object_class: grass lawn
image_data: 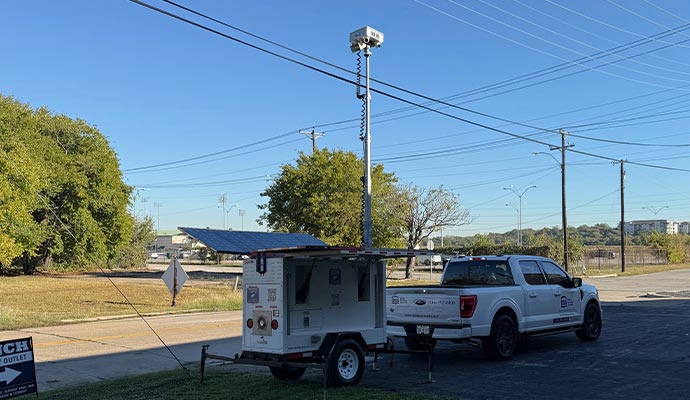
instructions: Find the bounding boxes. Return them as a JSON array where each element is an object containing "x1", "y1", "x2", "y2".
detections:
[
  {"x1": 0, "y1": 274, "x2": 242, "y2": 330},
  {"x1": 19, "y1": 368, "x2": 454, "y2": 400}
]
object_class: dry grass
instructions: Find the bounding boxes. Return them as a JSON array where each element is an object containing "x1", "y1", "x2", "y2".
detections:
[
  {"x1": 577, "y1": 263, "x2": 690, "y2": 277},
  {"x1": 0, "y1": 275, "x2": 242, "y2": 330}
]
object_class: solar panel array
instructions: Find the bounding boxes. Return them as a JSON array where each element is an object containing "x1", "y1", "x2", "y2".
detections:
[{"x1": 178, "y1": 227, "x2": 327, "y2": 254}]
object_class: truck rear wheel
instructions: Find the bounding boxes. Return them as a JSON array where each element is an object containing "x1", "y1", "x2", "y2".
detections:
[
  {"x1": 327, "y1": 339, "x2": 364, "y2": 387},
  {"x1": 482, "y1": 313, "x2": 517, "y2": 360},
  {"x1": 576, "y1": 302, "x2": 602, "y2": 342},
  {"x1": 269, "y1": 366, "x2": 306, "y2": 380}
]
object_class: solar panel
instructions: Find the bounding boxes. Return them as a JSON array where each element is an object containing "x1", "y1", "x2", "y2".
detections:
[{"x1": 178, "y1": 227, "x2": 327, "y2": 254}]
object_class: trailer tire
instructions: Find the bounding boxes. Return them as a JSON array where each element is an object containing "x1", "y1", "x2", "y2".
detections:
[
  {"x1": 482, "y1": 313, "x2": 518, "y2": 360},
  {"x1": 327, "y1": 339, "x2": 364, "y2": 387},
  {"x1": 269, "y1": 366, "x2": 306, "y2": 381},
  {"x1": 404, "y1": 337, "x2": 430, "y2": 351}
]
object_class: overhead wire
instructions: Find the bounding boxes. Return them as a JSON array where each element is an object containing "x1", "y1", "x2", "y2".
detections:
[
  {"x1": 543, "y1": 0, "x2": 690, "y2": 48},
  {"x1": 126, "y1": 0, "x2": 690, "y2": 174},
  {"x1": 416, "y1": 0, "x2": 690, "y2": 91},
  {"x1": 450, "y1": 0, "x2": 690, "y2": 82},
  {"x1": 130, "y1": 0, "x2": 690, "y2": 177}
]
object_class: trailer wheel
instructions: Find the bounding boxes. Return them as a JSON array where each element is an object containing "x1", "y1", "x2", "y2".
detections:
[
  {"x1": 269, "y1": 366, "x2": 306, "y2": 381},
  {"x1": 328, "y1": 339, "x2": 364, "y2": 387}
]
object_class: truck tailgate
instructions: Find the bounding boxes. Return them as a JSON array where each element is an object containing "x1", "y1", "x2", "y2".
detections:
[{"x1": 387, "y1": 287, "x2": 462, "y2": 325}]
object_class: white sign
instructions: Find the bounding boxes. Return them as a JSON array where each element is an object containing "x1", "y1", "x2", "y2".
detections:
[
  {"x1": 427, "y1": 240, "x2": 434, "y2": 251},
  {"x1": 161, "y1": 259, "x2": 188, "y2": 296}
]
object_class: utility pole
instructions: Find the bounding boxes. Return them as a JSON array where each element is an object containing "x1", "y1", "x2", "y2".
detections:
[
  {"x1": 299, "y1": 129, "x2": 325, "y2": 153},
  {"x1": 549, "y1": 129, "x2": 574, "y2": 272},
  {"x1": 613, "y1": 160, "x2": 626, "y2": 273},
  {"x1": 153, "y1": 202, "x2": 163, "y2": 232}
]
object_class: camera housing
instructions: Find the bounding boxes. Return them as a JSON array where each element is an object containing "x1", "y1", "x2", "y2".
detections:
[{"x1": 350, "y1": 26, "x2": 384, "y2": 52}]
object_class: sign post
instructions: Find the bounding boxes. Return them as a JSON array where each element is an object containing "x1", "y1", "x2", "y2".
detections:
[
  {"x1": 161, "y1": 258, "x2": 188, "y2": 307},
  {"x1": 0, "y1": 337, "x2": 37, "y2": 400},
  {"x1": 427, "y1": 240, "x2": 435, "y2": 279}
]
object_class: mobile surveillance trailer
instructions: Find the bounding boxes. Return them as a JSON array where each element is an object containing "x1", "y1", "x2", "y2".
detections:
[{"x1": 229, "y1": 247, "x2": 430, "y2": 387}]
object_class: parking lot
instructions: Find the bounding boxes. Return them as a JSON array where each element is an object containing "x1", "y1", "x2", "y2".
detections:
[{"x1": 351, "y1": 298, "x2": 690, "y2": 400}]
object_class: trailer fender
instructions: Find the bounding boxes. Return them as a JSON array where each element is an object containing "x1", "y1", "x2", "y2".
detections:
[{"x1": 318, "y1": 332, "x2": 366, "y2": 356}]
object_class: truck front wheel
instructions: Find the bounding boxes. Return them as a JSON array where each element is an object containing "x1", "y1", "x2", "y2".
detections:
[
  {"x1": 482, "y1": 314, "x2": 518, "y2": 360},
  {"x1": 576, "y1": 302, "x2": 602, "y2": 342},
  {"x1": 328, "y1": 339, "x2": 364, "y2": 387}
]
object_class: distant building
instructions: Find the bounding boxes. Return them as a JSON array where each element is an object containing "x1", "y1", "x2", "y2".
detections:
[
  {"x1": 625, "y1": 220, "x2": 678, "y2": 235},
  {"x1": 679, "y1": 222, "x2": 690, "y2": 235}
]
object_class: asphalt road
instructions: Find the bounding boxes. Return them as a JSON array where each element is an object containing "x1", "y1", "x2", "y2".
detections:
[{"x1": 1, "y1": 269, "x2": 689, "y2": 398}]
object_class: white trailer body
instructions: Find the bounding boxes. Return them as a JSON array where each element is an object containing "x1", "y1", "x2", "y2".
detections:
[
  {"x1": 242, "y1": 252, "x2": 386, "y2": 357},
  {"x1": 234, "y1": 247, "x2": 433, "y2": 386}
]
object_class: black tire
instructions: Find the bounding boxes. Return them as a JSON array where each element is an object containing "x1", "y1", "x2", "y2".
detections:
[
  {"x1": 404, "y1": 337, "x2": 430, "y2": 351},
  {"x1": 576, "y1": 302, "x2": 602, "y2": 342},
  {"x1": 269, "y1": 366, "x2": 306, "y2": 381},
  {"x1": 482, "y1": 313, "x2": 518, "y2": 360},
  {"x1": 327, "y1": 339, "x2": 364, "y2": 387}
]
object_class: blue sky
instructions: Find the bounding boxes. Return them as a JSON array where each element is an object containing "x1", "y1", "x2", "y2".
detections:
[{"x1": 2, "y1": 0, "x2": 690, "y2": 238}]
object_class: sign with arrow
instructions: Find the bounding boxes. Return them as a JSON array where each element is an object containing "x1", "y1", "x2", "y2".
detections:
[{"x1": 0, "y1": 337, "x2": 37, "y2": 399}]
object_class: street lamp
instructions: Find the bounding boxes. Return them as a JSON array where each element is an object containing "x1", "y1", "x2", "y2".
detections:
[
  {"x1": 642, "y1": 205, "x2": 669, "y2": 216},
  {"x1": 505, "y1": 203, "x2": 519, "y2": 246},
  {"x1": 225, "y1": 204, "x2": 237, "y2": 230},
  {"x1": 503, "y1": 185, "x2": 537, "y2": 246}
]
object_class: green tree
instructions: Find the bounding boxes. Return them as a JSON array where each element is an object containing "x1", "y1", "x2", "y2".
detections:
[
  {"x1": 647, "y1": 231, "x2": 689, "y2": 264},
  {"x1": 259, "y1": 148, "x2": 403, "y2": 247},
  {"x1": 0, "y1": 97, "x2": 50, "y2": 270},
  {"x1": 112, "y1": 216, "x2": 156, "y2": 269},
  {"x1": 0, "y1": 95, "x2": 133, "y2": 273}
]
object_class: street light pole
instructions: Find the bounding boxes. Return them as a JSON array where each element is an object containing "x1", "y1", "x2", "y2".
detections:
[
  {"x1": 642, "y1": 205, "x2": 669, "y2": 216},
  {"x1": 503, "y1": 185, "x2": 537, "y2": 246},
  {"x1": 506, "y1": 203, "x2": 519, "y2": 245}
]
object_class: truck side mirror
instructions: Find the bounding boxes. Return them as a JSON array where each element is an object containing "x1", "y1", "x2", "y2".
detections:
[{"x1": 571, "y1": 277, "x2": 582, "y2": 288}]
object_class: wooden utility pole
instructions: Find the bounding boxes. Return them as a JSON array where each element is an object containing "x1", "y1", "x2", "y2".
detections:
[
  {"x1": 614, "y1": 160, "x2": 626, "y2": 273},
  {"x1": 299, "y1": 129, "x2": 325, "y2": 153},
  {"x1": 550, "y1": 129, "x2": 573, "y2": 272}
]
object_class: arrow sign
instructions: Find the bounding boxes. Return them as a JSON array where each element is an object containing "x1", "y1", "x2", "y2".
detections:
[{"x1": 0, "y1": 369, "x2": 20, "y2": 386}]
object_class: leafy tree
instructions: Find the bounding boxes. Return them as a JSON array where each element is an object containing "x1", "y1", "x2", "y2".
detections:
[
  {"x1": 259, "y1": 148, "x2": 403, "y2": 247},
  {"x1": 0, "y1": 95, "x2": 133, "y2": 273},
  {"x1": 647, "y1": 231, "x2": 689, "y2": 264},
  {"x1": 112, "y1": 216, "x2": 156, "y2": 269},
  {"x1": 400, "y1": 185, "x2": 471, "y2": 278}
]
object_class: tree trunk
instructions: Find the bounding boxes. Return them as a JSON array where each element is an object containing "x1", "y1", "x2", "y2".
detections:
[{"x1": 404, "y1": 256, "x2": 414, "y2": 279}]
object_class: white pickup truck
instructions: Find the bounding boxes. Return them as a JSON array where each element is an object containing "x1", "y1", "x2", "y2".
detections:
[{"x1": 386, "y1": 255, "x2": 601, "y2": 359}]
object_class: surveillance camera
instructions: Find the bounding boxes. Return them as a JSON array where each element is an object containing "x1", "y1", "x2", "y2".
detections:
[{"x1": 349, "y1": 26, "x2": 384, "y2": 53}]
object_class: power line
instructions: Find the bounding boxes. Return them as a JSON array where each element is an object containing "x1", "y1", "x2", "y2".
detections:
[{"x1": 130, "y1": 0, "x2": 690, "y2": 175}]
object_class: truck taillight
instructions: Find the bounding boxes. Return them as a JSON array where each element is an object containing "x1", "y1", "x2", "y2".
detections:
[
  {"x1": 271, "y1": 319, "x2": 279, "y2": 330},
  {"x1": 460, "y1": 295, "x2": 477, "y2": 318},
  {"x1": 246, "y1": 319, "x2": 253, "y2": 328}
]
